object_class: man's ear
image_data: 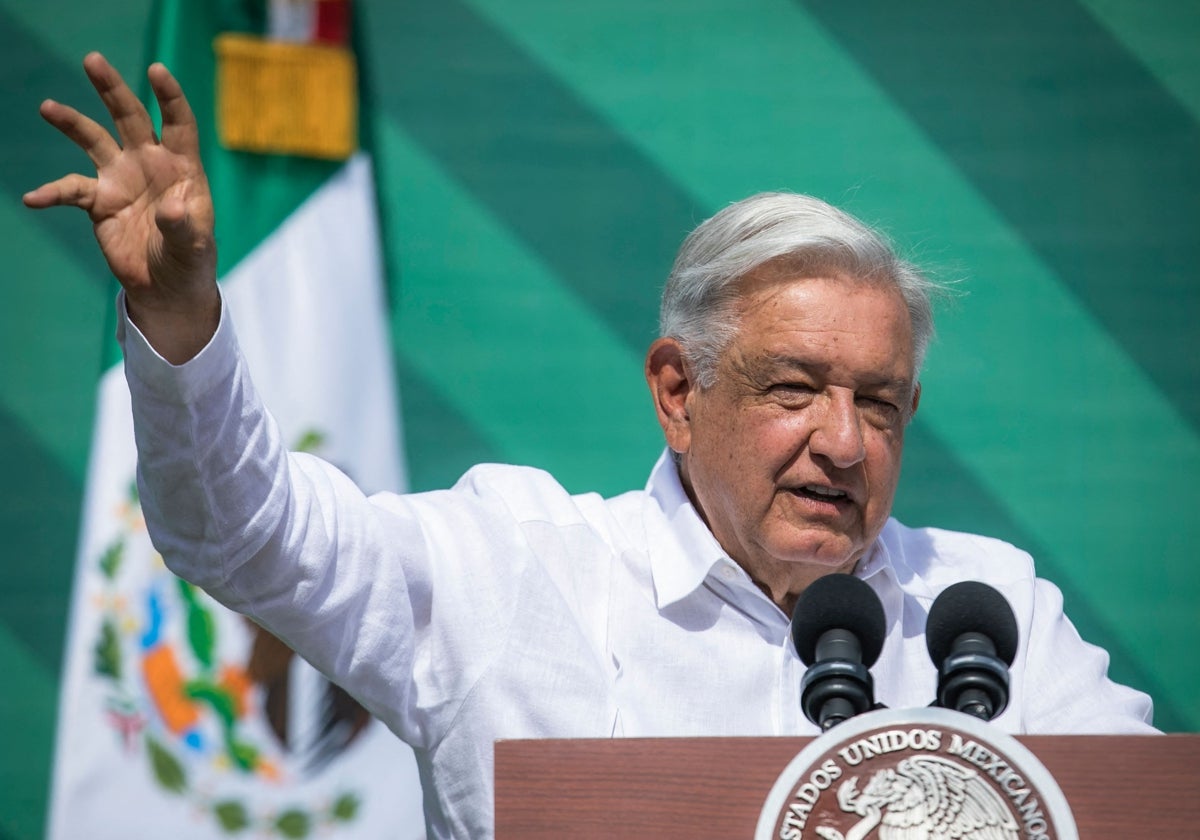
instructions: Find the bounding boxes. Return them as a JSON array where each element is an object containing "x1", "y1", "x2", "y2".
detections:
[
  {"x1": 910, "y1": 382, "x2": 922, "y2": 419},
  {"x1": 645, "y1": 337, "x2": 693, "y2": 454}
]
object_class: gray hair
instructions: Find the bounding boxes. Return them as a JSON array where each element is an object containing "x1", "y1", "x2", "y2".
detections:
[{"x1": 659, "y1": 192, "x2": 938, "y2": 388}]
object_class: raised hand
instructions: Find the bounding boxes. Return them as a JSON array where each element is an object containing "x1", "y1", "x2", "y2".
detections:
[{"x1": 24, "y1": 52, "x2": 219, "y2": 364}]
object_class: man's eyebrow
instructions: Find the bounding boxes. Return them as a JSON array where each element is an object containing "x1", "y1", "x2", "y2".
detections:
[
  {"x1": 756, "y1": 352, "x2": 828, "y2": 375},
  {"x1": 756, "y1": 352, "x2": 913, "y2": 391},
  {"x1": 858, "y1": 373, "x2": 915, "y2": 393}
]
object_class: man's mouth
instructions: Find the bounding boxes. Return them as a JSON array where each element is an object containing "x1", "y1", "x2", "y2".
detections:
[{"x1": 793, "y1": 484, "x2": 851, "y2": 503}]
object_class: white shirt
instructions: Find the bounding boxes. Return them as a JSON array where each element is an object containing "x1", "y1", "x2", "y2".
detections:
[{"x1": 120, "y1": 298, "x2": 1155, "y2": 839}]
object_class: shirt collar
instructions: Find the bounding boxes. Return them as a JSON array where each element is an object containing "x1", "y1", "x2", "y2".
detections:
[
  {"x1": 856, "y1": 534, "x2": 892, "y2": 584},
  {"x1": 645, "y1": 450, "x2": 729, "y2": 609},
  {"x1": 865, "y1": 519, "x2": 936, "y2": 602}
]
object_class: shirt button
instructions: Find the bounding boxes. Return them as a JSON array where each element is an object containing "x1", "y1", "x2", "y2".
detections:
[{"x1": 720, "y1": 565, "x2": 738, "y2": 580}]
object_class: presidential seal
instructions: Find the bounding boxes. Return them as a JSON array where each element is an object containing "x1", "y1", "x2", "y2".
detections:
[{"x1": 756, "y1": 707, "x2": 1077, "y2": 840}]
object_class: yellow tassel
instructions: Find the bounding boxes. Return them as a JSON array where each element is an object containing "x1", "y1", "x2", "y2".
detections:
[{"x1": 214, "y1": 33, "x2": 357, "y2": 160}]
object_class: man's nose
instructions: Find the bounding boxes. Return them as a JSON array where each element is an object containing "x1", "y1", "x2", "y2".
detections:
[{"x1": 809, "y1": 391, "x2": 866, "y2": 468}]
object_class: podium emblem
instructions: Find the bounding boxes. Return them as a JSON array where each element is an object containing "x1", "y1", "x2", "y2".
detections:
[{"x1": 757, "y1": 708, "x2": 1077, "y2": 840}]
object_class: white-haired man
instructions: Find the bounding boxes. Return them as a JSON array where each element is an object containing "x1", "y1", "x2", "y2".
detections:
[{"x1": 27, "y1": 55, "x2": 1154, "y2": 839}]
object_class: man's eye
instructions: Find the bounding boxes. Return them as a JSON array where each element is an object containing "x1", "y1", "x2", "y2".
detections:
[
  {"x1": 858, "y1": 396, "x2": 901, "y2": 420},
  {"x1": 767, "y1": 383, "x2": 817, "y2": 408}
]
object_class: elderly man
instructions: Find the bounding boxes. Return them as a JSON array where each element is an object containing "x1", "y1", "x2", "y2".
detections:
[{"x1": 27, "y1": 55, "x2": 1153, "y2": 838}]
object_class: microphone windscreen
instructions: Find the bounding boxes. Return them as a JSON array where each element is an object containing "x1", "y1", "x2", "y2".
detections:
[
  {"x1": 790, "y1": 574, "x2": 886, "y2": 667},
  {"x1": 925, "y1": 581, "x2": 1019, "y2": 666}
]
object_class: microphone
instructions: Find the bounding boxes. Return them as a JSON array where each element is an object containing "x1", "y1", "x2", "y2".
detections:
[
  {"x1": 791, "y1": 574, "x2": 886, "y2": 731},
  {"x1": 926, "y1": 581, "x2": 1019, "y2": 721}
]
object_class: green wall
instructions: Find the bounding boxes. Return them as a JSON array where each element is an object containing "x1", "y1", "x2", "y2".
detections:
[{"x1": 2, "y1": 1, "x2": 1197, "y2": 836}]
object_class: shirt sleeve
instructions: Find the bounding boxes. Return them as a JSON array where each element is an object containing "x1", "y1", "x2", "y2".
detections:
[
  {"x1": 1018, "y1": 576, "x2": 1157, "y2": 734},
  {"x1": 117, "y1": 291, "x2": 520, "y2": 749}
]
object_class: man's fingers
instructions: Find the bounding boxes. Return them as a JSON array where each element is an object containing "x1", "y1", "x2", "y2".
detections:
[
  {"x1": 149, "y1": 63, "x2": 201, "y2": 158},
  {"x1": 37, "y1": 98, "x2": 122, "y2": 168},
  {"x1": 83, "y1": 51, "x2": 158, "y2": 149},
  {"x1": 22, "y1": 174, "x2": 96, "y2": 211}
]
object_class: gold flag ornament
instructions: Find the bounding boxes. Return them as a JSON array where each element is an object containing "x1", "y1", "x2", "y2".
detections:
[{"x1": 215, "y1": 32, "x2": 357, "y2": 160}]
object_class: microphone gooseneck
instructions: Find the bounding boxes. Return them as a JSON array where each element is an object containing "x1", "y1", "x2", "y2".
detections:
[
  {"x1": 790, "y1": 574, "x2": 886, "y2": 731},
  {"x1": 925, "y1": 581, "x2": 1019, "y2": 721}
]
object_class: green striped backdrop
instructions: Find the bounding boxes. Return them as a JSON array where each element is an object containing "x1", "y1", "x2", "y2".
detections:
[{"x1": 2, "y1": 1, "x2": 1197, "y2": 836}]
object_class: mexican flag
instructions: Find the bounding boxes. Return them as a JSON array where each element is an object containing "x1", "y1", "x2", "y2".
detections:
[{"x1": 47, "y1": 1, "x2": 425, "y2": 836}]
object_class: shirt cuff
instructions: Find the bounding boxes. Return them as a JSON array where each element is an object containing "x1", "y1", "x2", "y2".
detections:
[{"x1": 116, "y1": 288, "x2": 239, "y2": 405}]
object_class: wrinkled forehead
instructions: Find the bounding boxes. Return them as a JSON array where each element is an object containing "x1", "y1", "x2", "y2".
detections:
[{"x1": 727, "y1": 267, "x2": 918, "y2": 374}]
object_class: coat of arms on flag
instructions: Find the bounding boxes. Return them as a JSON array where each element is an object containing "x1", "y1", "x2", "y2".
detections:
[{"x1": 87, "y1": 457, "x2": 371, "y2": 836}]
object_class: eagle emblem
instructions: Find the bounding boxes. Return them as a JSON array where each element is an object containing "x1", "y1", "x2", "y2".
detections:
[
  {"x1": 86, "y1": 449, "x2": 371, "y2": 834},
  {"x1": 815, "y1": 755, "x2": 1019, "y2": 840}
]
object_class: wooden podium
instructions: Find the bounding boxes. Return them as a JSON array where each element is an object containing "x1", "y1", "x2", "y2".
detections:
[{"x1": 496, "y1": 734, "x2": 1200, "y2": 837}]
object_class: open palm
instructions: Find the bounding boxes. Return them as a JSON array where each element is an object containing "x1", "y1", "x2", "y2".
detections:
[{"x1": 25, "y1": 52, "x2": 219, "y2": 363}]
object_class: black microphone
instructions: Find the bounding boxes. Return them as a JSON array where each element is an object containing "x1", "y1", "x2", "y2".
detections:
[
  {"x1": 926, "y1": 581, "x2": 1019, "y2": 721},
  {"x1": 791, "y1": 574, "x2": 886, "y2": 731}
]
